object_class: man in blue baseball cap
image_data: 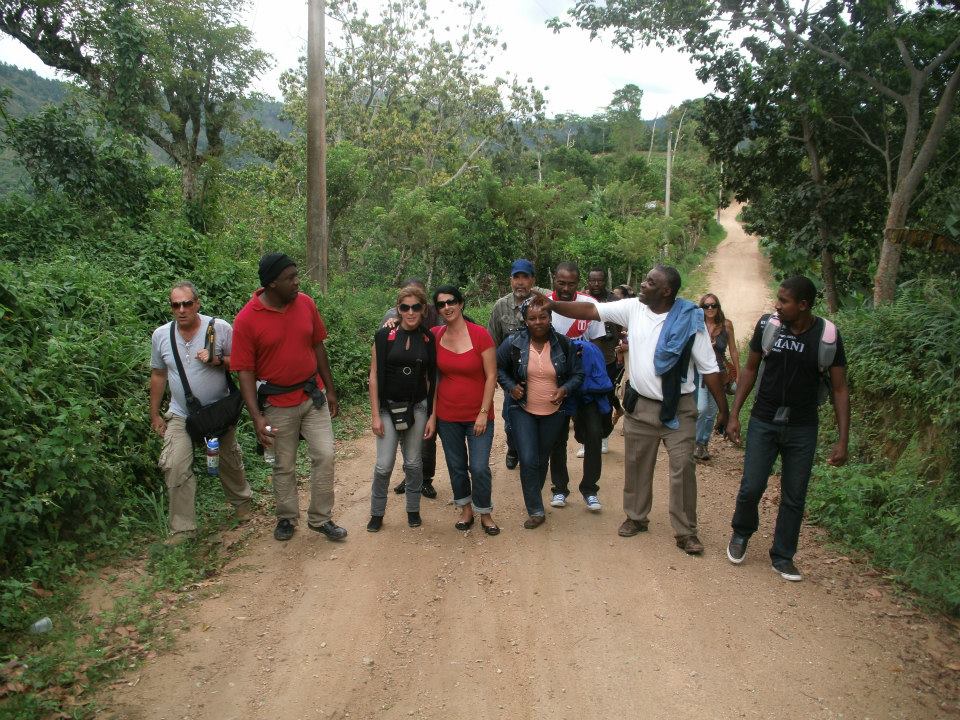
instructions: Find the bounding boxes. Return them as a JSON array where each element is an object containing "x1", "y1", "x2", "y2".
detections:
[{"x1": 488, "y1": 259, "x2": 546, "y2": 469}]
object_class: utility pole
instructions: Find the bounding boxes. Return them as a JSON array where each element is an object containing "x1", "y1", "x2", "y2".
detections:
[
  {"x1": 307, "y1": 0, "x2": 328, "y2": 292},
  {"x1": 717, "y1": 160, "x2": 723, "y2": 221},
  {"x1": 647, "y1": 116, "x2": 657, "y2": 161},
  {"x1": 664, "y1": 132, "x2": 673, "y2": 219}
]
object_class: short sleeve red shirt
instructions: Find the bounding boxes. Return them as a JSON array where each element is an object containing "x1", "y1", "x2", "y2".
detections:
[
  {"x1": 231, "y1": 290, "x2": 328, "y2": 407},
  {"x1": 432, "y1": 322, "x2": 495, "y2": 423}
]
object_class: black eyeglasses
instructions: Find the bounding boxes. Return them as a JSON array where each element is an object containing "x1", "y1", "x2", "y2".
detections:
[
  {"x1": 170, "y1": 300, "x2": 196, "y2": 309},
  {"x1": 435, "y1": 299, "x2": 459, "y2": 309},
  {"x1": 701, "y1": 303, "x2": 719, "y2": 309},
  {"x1": 399, "y1": 303, "x2": 423, "y2": 313}
]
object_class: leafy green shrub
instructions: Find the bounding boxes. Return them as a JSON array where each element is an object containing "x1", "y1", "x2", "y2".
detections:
[{"x1": 806, "y1": 278, "x2": 960, "y2": 614}]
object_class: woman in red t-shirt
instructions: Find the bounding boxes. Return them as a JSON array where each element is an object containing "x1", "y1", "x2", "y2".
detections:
[{"x1": 430, "y1": 285, "x2": 500, "y2": 536}]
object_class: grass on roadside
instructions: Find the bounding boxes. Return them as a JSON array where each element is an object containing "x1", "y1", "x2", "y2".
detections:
[{"x1": 0, "y1": 404, "x2": 369, "y2": 719}]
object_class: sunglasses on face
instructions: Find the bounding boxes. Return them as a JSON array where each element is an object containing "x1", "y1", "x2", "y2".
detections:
[
  {"x1": 170, "y1": 300, "x2": 196, "y2": 309},
  {"x1": 701, "y1": 303, "x2": 719, "y2": 309},
  {"x1": 399, "y1": 303, "x2": 423, "y2": 313},
  {"x1": 435, "y1": 299, "x2": 459, "y2": 309}
]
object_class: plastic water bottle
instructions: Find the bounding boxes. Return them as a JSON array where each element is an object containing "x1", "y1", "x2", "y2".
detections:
[
  {"x1": 206, "y1": 437, "x2": 220, "y2": 476},
  {"x1": 263, "y1": 426, "x2": 276, "y2": 465},
  {"x1": 30, "y1": 616, "x2": 52, "y2": 634}
]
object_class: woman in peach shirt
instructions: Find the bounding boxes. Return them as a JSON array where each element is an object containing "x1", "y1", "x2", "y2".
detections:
[{"x1": 496, "y1": 302, "x2": 583, "y2": 529}]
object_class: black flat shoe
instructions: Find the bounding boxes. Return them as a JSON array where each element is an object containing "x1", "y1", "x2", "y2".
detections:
[
  {"x1": 481, "y1": 522, "x2": 500, "y2": 536},
  {"x1": 454, "y1": 516, "x2": 475, "y2": 531},
  {"x1": 407, "y1": 512, "x2": 422, "y2": 528},
  {"x1": 421, "y1": 481, "x2": 438, "y2": 499},
  {"x1": 367, "y1": 516, "x2": 383, "y2": 532}
]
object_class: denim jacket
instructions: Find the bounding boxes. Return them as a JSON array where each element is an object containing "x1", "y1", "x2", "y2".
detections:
[{"x1": 496, "y1": 328, "x2": 584, "y2": 413}]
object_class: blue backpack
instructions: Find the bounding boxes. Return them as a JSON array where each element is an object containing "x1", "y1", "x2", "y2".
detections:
[{"x1": 572, "y1": 339, "x2": 613, "y2": 414}]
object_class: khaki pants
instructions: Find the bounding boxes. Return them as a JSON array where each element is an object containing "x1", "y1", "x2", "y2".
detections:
[
  {"x1": 264, "y1": 398, "x2": 335, "y2": 526},
  {"x1": 622, "y1": 393, "x2": 698, "y2": 538},
  {"x1": 159, "y1": 415, "x2": 252, "y2": 534}
]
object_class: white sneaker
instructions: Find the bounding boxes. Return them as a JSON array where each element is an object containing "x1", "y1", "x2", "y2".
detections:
[
  {"x1": 601, "y1": 438, "x2": 609, "y2": 454},
  {"x1": 576, "y1": 445, "x2": 585, "y2": 458},
  {"x1": 550, "y1": 493, "x2": 567, "y2": 508},
  {"x1": 585, "y1": 495, "x2": 602, "y2": 511}
]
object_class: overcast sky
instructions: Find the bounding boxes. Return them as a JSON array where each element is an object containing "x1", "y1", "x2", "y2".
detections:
[{"x1": 0, "y1": 0, "x2": 710, "y2": 119}]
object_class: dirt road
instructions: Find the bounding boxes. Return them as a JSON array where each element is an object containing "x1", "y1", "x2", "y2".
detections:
[{"x1": 105, "y1": 206, "x2": 959, "y2": 719}]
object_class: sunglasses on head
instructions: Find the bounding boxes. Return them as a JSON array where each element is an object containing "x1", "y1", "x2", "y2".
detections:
[
  {"x1": 399, "y1": 302, "x2": 423, "y2": 313},
  {"x1": 701, "y1": 302, "x2": 719, "y2": 309},
  {"x1": 170, "y1": 300, "x2": 196, "y2": 309},
  {"x1": 435, "y1": 298, "x2": 459, "y2": 309}
]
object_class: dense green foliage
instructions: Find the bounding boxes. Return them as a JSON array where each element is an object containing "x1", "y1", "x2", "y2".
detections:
[{"x1": 807, "y1": 280, "x2": 960, "y2": 613}]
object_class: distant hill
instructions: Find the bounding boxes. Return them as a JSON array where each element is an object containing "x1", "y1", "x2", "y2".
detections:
[
  {"x1": 0, "y1": 62, "x2": 294, "y2": 194},
  {"x1": 0, "y1": 63, "x2": 71, "y2": 193}
]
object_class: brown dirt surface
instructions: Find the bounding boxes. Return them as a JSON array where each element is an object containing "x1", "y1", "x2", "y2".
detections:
[{"x1": 101, "y1": 207, "x2": 960, "y2": 719}]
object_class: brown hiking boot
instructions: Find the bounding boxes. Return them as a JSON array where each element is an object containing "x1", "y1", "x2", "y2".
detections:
[
  {"x1": 235, "y1": 502, "x2": 254, "y2": 521},
  {"x1": 618, "y1": 518, "x2": 648, "y2": 537},
  {"x1": 677, "y1": 535, "x2": 705, "y2": 555}
]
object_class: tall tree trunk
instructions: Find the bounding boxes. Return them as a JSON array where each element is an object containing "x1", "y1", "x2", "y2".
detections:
[
  {"x1": 800, "y1": 116, "x2": 838, "y2": 312},
  {"x1": 820, "y1": 247, "x2": 839, "y2": 313},
  {"x1": 182, "y1": 162, "x2": 200, "y2": 207},
  {"x1": 426, "y1": 254, "x2": 437, "y2": 289},
  {"x1": 393, "y1": 247, "x2": 411, "y2": 286},
  {"x1": 626, "y1": 266, "x2": 632, "y2": 287},
  {"x1": 874, "y1": 197, "x2": 909, "y2": 304}
]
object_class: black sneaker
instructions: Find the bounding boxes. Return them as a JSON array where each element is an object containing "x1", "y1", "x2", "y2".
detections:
[
  {"x1": 407, "y1": 512, "x2": 422, "y2": 528},
  {"x1": 772, "y1": 560, "x2": 803, "y2": 582},
  {"x1": 727, "y1": 534, "x2": 748, "y2": 564},
  {"x1": 366, "y1": 516, "x2": 383, "y2": 532},
  {"x1": 273, "y1": 518, "x2": 295, "y2": 541},
  {"x1": 393, "y1": 480, "x2": 406, "y2": 495},
  {"x1": 421, "y1": 481, "x2": 438, "y2": 499},
  {"x1": 505, "y1": 452, "x2": 518, "y2": 470},
  {"x1": 310, "y1": 520, "x2": 348, "y2": 541}
]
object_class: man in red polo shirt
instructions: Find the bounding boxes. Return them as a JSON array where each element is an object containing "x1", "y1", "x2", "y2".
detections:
[{"x1": 232, "y1": 253, "x2": 348, "y2": 542}]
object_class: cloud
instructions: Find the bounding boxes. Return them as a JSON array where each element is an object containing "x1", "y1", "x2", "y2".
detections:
[{"x1": 0, "y1": 0, "x2": 712, "y2": 118}]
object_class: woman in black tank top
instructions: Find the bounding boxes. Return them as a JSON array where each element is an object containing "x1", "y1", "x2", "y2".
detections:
[{"x1": 695, "y1": 294, "x2": 740, "y2": 461}]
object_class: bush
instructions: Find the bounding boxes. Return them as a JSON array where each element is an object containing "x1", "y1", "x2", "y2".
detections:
[{"x1": 806, "y1": 278, "x2": 960, "y2": 614}]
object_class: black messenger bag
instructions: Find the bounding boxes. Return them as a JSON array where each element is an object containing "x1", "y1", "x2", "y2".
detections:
[{"x1": 170, "y1": 319, "x2": 244, "y2": 444}]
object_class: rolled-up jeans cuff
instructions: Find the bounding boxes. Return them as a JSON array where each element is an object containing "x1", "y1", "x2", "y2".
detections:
[
  {"x1": 454, "y1": 496, "x2": 472, "y2": 508},
  {"x1": 471, "y1": 503, "x2": 493, "y2": 514}
]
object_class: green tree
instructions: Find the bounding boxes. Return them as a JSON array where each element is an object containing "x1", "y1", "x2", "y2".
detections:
[
  {"x1": 607, "y1": 83, "x2": 646, "y2": 154},
  {"x1": 0, "y1": 94, "x2": 156, "y2": 218},
  {"x1": 0, "y1": 0, "x2": 270, "y2": 211},
  {"x1": 553, "y1": 0, "x2": 960, "y2": 303}
]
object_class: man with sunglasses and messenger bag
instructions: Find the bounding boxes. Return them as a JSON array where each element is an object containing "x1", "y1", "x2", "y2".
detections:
[
  {"x1": 232, "y1": 253, "x2": 348, "y2": 543},
  {"x1": 150, "y1": 281, "x2": 253, "y2": 545}
]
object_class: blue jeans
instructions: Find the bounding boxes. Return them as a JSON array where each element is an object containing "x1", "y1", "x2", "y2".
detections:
[
  {"x1": 437, "y1": 419, "x2": 494, "y2": 513},
  {"x1": 502, "y1": 395, "x2": 517, "y2": 458},
  {"x1": 371, "y1": 399, "x2": 428, "y2": 516},
  {"x1": 696, "y1": 382, "x2": 719, "y2": 446},
  {"x1": 731, "y1": 417, "x2": 819, "y2": 564},
  {"x1": 509, "y1": 406, "x2": 568, "y2": 516}
]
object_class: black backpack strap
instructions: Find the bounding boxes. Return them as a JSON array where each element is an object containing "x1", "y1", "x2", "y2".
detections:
[{"x1": 169, "y1": 321, "x2": 202, "y2": 414}]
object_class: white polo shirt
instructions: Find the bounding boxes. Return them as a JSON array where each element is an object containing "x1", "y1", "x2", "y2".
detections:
[
  {"x1": 549, "y1": 291, "x2": 605, "y2": 341},
  {"x1": 597, "y1": 299, "x2": 718, "y2": 399}
]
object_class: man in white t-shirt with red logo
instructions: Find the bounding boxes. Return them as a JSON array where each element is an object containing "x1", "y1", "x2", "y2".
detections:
[{"x1": 547, "y1": 262, "x2": 607, "y2": 512}]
